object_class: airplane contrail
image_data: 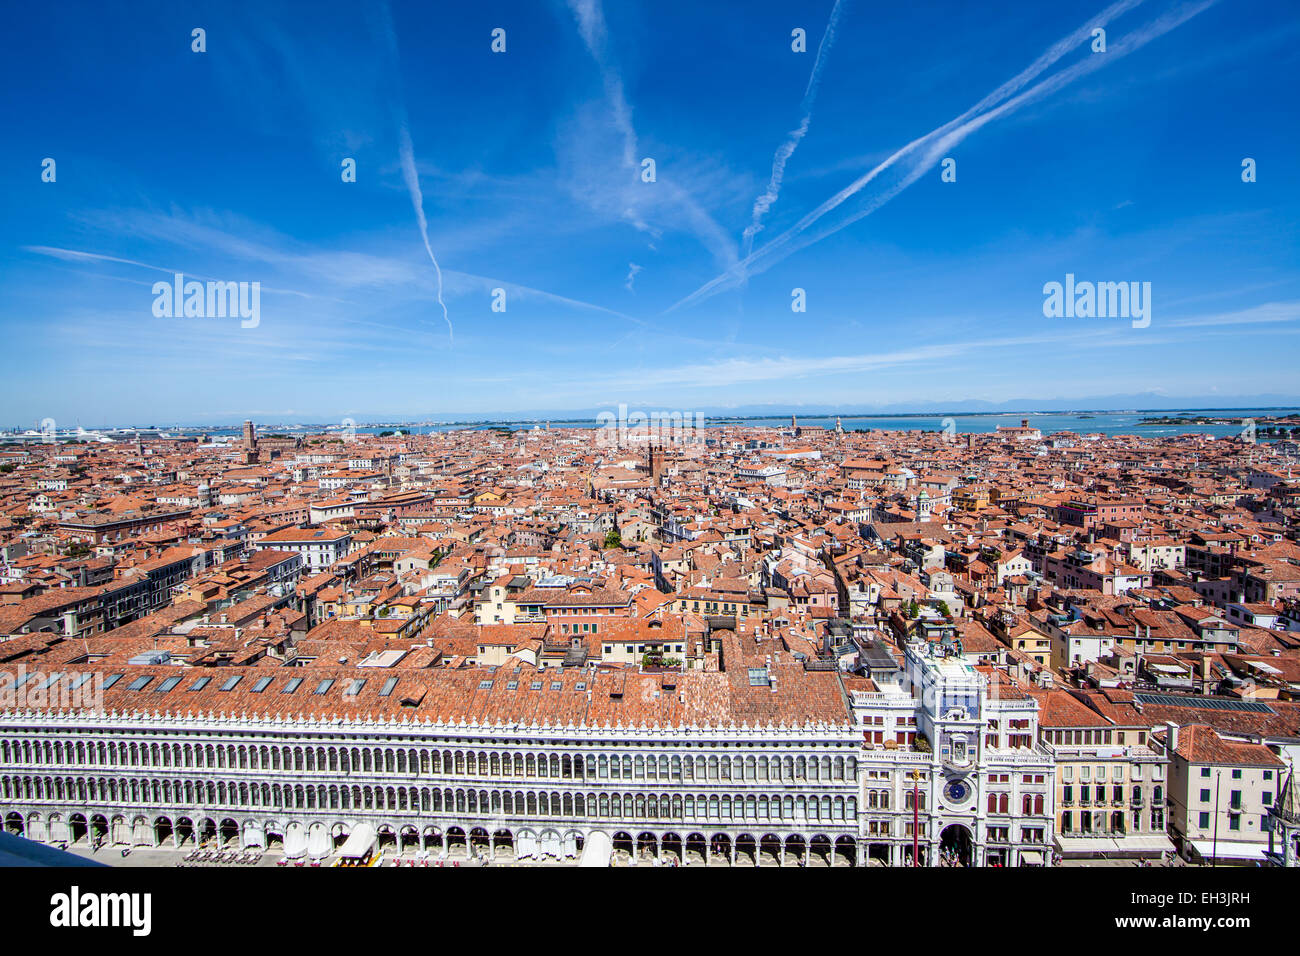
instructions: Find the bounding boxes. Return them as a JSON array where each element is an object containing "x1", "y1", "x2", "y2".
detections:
[
  {"x1": 668, "y1": 0, "x2": 1213, "y2": 314},
  {"x1": 23, "y1": 245, "x2": 321, "y2": 299},
  {"x1": 379, "y1": 3, "x2": 453, "y2": 343},
  {"x1": 396, "y1": 124, "x2": 452, "y2": 343},
  {"x1": 567, "y1": 0, "x2": 740, "y2": 271},
  {"x1": 742, "y1": 0, "x2": 851, "y2": 261},
  {"x1": 567, "y1": 0, "x2": 637, "y2": 169}
]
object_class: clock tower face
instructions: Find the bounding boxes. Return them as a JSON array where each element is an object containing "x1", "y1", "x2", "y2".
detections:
[{"x1": 944, "y1": 778, "x2": 971, "y2": 804}]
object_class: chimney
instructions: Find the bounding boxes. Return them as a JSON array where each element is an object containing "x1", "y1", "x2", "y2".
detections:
[{"x1": 1166, "y1": 721, "x2": 1180, "y2": 755}]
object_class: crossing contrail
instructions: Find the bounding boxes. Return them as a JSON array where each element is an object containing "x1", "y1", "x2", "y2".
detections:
[
  {"x1": 567, "y1": 0, "x2": 740, "y2": 272},
  {"x1": 669, "y1": 0, "x2": 1215, "y2": 315}
]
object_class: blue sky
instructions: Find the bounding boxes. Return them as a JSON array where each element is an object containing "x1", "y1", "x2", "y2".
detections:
[{"x1": 2, "y1": 0, "x2": 1298, "y2": 426}]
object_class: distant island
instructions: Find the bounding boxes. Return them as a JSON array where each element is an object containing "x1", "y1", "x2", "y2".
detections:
[
  {"x1": 1138, "y1": 415, "x2": 1238, "y2": 426},
  {"x1": 1138, "y1": 413, "x2": 1300, "y2": 432}
]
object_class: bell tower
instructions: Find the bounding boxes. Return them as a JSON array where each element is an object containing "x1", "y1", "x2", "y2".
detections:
[{"x1": 242, "y1": 419, "x2": 259, "y2": 464}]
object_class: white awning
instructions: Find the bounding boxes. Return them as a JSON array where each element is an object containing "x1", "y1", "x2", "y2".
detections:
[
  {"x1": 307, "y1": 826, "x2": 331, "y2": 858},
  {"x1": 1019, "y1": 850, "x2": 1045, "y2": 865},
  {"x1": 338, "y1": 823, "x2": 376, "y2": 860},
  {"x1": 1055, "y1": 834, "x2": 1173, "y2": 855},
  {"x1": 1188, "y1": 838, "x2": 1268, "y2": 861},
  {"x1": 1113, "y1": 834, "x2": 1175, "y2": 853},
  {"x1": 1054, "y1": 836, "x2": 1096, "y2": 853},
  {"x1": 283, "y1": 827, "x2": 307, "y2": 859},
  {"x1": 579, "y1": 831, "x2": 612, "y2": 868}
]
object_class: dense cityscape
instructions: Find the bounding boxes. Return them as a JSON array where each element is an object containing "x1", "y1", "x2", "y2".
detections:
[
  {"x1": 1, "y1": 0, "x2": 1295, "y2": 938},
  {"x1": 3, "y1": 415, "x2": 1300, "y2": 868}
]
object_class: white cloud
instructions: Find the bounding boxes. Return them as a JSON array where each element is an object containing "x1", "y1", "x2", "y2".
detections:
[{"x1": 625, "y1": 262, "x2": 643, "y2": 292}]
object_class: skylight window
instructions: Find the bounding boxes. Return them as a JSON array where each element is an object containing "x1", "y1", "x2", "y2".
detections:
[
  {"x1": 345, "y1": 679, "x2": 366, "y2": 696},
  {"x1": 313, "y1": 679, "x2": 335, "y2": 695},
  {"x1": 157, "y1": 676, "x2": 182, "y2": 693},
  {"x1": 219, "y1": 675, "x2": 242, "y2": 691},
  {"x1": 283, "y1": 677, "x2": 304, "y2": 694},
  {"x1": 252, "y1": 677, "x2": 273, "y2": 693},
  {"x1": 379, "y1": 677, "x2": 398, "y2": 697},
  {"x1": 188, "y1": 676, "x2": 210, "y2": 691},
  {"x1": 127, "y1": 676, "x2": 153, "y2": 691}
]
